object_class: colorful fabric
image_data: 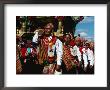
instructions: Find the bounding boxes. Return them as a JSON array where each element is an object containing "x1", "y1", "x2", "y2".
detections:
[
  {"x1": 27, "y1": 48, "x2": 32, "y2": 54},
  {"x1": 38, "y1": 38, "x2": 48, "y2": 64},
  {"x1": 63, "y1": 45, "x2": 76, "y2": 71},
  {"x1": 16, "y1": 59, "x2": 22, "y2": 74},
  {"x1": 16, "y1": 51, "x2": 22, "y2": 74},
  {"x1": 21, "y1": 47, "x2": 27, "y2": 57},
  {"x1": 43, "y1": 64, "x2": 56, "y2": 74},
  {"x1": 35, "y1": 35, "x2": 63, "y2": 66},
  {"x1": 38, "y1": 36, "x2": 57, "y2": 64},
  {"x1": 69, "y1": 40, "x2": 75, "y2": 47},
  {"x1": 79, "y1": 47, "x2": 83, "y2": 55}
]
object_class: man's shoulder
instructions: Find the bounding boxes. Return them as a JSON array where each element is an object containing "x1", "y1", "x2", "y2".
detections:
[{"x1": 56, "y1": 38, "x2": 62, "y2": 43}]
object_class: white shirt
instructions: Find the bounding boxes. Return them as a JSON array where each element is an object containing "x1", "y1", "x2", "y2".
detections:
[
  {"x1": 71, "y1": 45, "x2": 81, "y2": 61},
  {"x1": 87, "y1": 48, "x2": 94, "y2": 66},
  {"x1": 82, "y1": 48, "x2": 94, "y2": 66},
  {"x1": 32, "y1": 32, "x2": 38, "y2": 43},
  {"x1": 55, "y1": 39, "x2": 63, "y2": 65},
  {"x1": 71, "y1": 45, "x2": 77, "y2": 56},
  {"x1": 77, "y1": 47, "x2": 81, "y2": 62},
  {"x1": 82, "y1": 48, "x2": 88, "y2": 67}
]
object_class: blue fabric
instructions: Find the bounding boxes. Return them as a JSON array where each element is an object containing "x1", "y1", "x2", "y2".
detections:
[{"x1": 27, "y1": 48, "x2": 31, "y2": 53}]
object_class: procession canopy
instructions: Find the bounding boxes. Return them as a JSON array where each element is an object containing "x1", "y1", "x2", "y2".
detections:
[{"x1": 16, "y1": 16, "x2": 84, "y2": 39}]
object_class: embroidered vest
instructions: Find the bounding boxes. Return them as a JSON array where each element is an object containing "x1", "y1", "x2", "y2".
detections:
[
  {"x1": 38, "y1": 36, "x2": 57, "y2": 65},
  {"x1": 63, "y1": 45, "x2": 75, "y2": 71}
]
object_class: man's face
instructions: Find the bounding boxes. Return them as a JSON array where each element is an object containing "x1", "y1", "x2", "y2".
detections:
[
  {"x1": 64, "y1": 34, "x2": 71, "y2": 43},
  {"x1": 44, "y1": 23, "x2": 53, "y2": 35},
  {"x1": 85, "y1": 43, "x2": 89, "y2": 49}
]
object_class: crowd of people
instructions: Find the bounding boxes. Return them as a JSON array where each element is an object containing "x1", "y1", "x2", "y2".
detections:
[{"x1": 16, "y1": 21, "x2": 94, "y2": 74}]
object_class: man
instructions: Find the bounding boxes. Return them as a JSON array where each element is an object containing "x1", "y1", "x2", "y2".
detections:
[
  {"x1": 86, "y1": 42, "x2": 94, "y2": 74},
  {"x1": 69, "y1": 36, "x2": 83, "y2": 74},
  {"x1": 82, "y1": 42, "x2": 94, "y2": 73},
  {"x1": 62, "y1": 33, "x2": 78, "y2": 74},
  {"x1": 32, "y1": 22, "x2": 63, "y2": 74},
  {"x1": 72, "y1": 38, "x2": 82, "y2": 64}
]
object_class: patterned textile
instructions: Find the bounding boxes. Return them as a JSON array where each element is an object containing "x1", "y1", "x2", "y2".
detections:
[
  {"x1": 62, "y1": 45, "x2": 76, "y2": 71},
  {"x1": 38, "y1": 37, "x2": 48, "y2": 64},
  {"x1": 38, "y1": 36, "x2": 57, "y2": 64},
  {"x1": 16, "y1": 50, "x2": 22, "y2": 74},
  {"x1": 16, "y1": 59, "x2": 22, "y2": 74},
  {"x1": 43, "y1": 64, "x2": 56, "y2": 74}
]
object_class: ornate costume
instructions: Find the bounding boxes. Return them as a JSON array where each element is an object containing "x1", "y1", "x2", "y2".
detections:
[
  {"x1": 62, "y1": 44, "x2": 78, "y2": 71},
  {"x1": 33, "y1": 31, "x2": 63, "y2": 74},
  {"x1": 16, "y1": 47, "x2": 22, "y2": 74}
]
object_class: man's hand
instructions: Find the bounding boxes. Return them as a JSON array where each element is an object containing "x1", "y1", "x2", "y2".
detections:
[{"x1": 38, "y1": 29, "x2": 44, "y2": 36}]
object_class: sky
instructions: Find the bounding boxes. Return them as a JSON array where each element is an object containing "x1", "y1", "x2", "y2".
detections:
[{"x1": 75, "y1": 16, "x2": 94, "y2": 41}]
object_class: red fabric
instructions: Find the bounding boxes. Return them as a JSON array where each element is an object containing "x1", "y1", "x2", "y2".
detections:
[
  {"x1": 79, "y1": 47, "x2": 83, "y2": 54},
  {"x1": 63, "y1": 45, "x2": 75, "y2": 71},
  {"x1": 21, "y1": 48, "x2": 27, "y2": 57},
  {"x1": 76, "y1": 37, "x2": 81, "y2": 43},
  {"x1": 69, "y1": 40, "x2": 75, "y2": 47},
  {"x1": 51, "y1": 36, "x2": 57, "y2": 44}
]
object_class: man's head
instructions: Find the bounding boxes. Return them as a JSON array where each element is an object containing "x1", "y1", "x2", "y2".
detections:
[
  {"x1": 64, "y1": 33, "x2": 71, "y2": 44},
  {"x1": 44, "y1": 23, "x2": 54, "y2": 36},
  {"x1": 85, "y1": 42, "x2": 90, "y2": 49}
]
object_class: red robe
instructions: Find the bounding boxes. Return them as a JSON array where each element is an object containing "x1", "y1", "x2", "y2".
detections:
[{"x1": 63, "y1": 45, "x2": 75, "y2": 71}]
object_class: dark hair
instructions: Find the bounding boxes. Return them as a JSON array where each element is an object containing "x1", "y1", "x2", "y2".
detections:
[
  {"x1": 21, "y1": 44, "x2": 25, "y2": 48},
  {"x1": 86, "y1": 43, "x2": 90, "y2": 47},
  {"x1": 78, "y1": 34, "x2": 80, "y2": 37}
]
